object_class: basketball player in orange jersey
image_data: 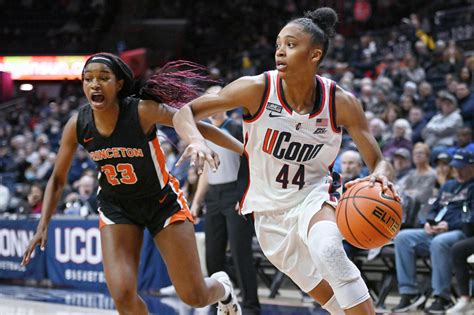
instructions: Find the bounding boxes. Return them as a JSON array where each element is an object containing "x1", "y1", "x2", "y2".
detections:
[
  {"x1": 174, "y1": 7, "x2": 399, "y2": 315},
  {"x1": 21, "y1": 53, "x2": 244, "y2": 315}
]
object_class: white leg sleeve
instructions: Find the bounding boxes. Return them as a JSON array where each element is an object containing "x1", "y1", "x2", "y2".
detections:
[
  {"x1": 308, "y1": 221, "x2": 370, "y2": 309},
  {"x1": 322, "y1": 295, "x2": 345, "y2": 315}
]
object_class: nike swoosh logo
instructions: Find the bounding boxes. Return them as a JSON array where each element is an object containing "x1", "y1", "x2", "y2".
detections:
[
  {"x1": 269, "y1": 112, "x2": 284, "y2": 118},
  {"x1": 84, "y1": 137, "x2": 94, "y2": 143},
  {"x1": 159, "y1": 193, "x2": 169, "y2": 203}
]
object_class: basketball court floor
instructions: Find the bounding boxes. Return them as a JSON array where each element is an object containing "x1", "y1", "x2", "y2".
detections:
[{"x1": 0, "y1": 283, "x2": 450, "y2": 315}]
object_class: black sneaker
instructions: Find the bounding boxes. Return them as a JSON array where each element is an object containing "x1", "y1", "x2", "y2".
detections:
[
  {"x1": 425, "y1": 296, "x2": 453, "y2": 314},
  {"x1": 392, "y1": 294, "x2": 426, "y2": 312}
]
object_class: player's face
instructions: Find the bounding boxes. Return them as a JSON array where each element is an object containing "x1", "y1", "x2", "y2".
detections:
[
  {"x1": 82, "y1": 63, "x2": 124, "y2": 111},
  {"x1": 275, "y1": 23, "x2": 321, "y2": 78}
]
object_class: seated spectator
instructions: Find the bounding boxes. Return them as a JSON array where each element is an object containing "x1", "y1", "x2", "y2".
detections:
[
  {"x1": 372, "y1": 87, "x2": 390, "y2": 116},
  {"x1": 369, "y1": 117, "x2": 386, "y2": 148},
  {"x1": 381, "y1": 103, "x2": 402, "y2": 141},
  {"x1": 399, "y1": 94, "x2": 417, "y2": 119},
  {"x1": 26, "y1": 182, "x2": 44, "y2": 215},
  {"x1": 400, "y1": 54, "x2": 425, "y2": 84},
  {"x1": 446, "y1": 150, "x2": 474, "y2": 314},
  {"x1": 447, "y1": 235, "x2": 474, "y2": 313},
  {"x1": 447, "y1": 125, "x2": 474, "y2": 156},
  {"x1": 408, "y1": 106, "x2": 427, "y2": 144},
  {"x1": 359, "y1": 78, "x2": 379, "y2": 113},
  {"x1": 422, "y1": 91, "x2": 463, "y2": 150},
  {"x1": 63, "y1": 174, "x2": 98, "y2": 216},
  {"x1": 340, "y1": 150, "x2": 365, "y2": 185},
  {"x1": 67, "y1": 147, "x2": 95, "y2": 184},
  {"x1": 401, "y1": 81, "x2": 418, "y2": 102},
  {"x1": 392, "y1": 147, "x2": 413, "y2": 180},
  {"x1": 433, "y1": 151, "x2": 455, "y2": 193},
  {"x1": 455, "y1": 81, "x2": 474, "y2": 129},
  {"x1": 418, "y1": 81, "x2": 436, "y2": 120},
  {"x1": 0, "y1": 140, "x2": 16, "y2": 188},
  {"x1": 458, "y1": 66, "x2": 473, "y2": 89},
  {"x1": 397, "y1": 143, "x2": 436, "y2": 205},
  {"x1": 392, "y1": 149, "x2": 474, "y2": 313},
  {"x1": 382, "y1": 118, "x2": 413, "y2": 159}
]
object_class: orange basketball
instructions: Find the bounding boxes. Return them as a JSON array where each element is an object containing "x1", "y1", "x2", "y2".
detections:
[{"x1": 335, "y1": 181, "x2": 402, "y2": 250}]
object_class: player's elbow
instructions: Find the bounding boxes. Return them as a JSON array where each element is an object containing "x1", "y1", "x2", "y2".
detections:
[{"x1": 172, "y1": 107, "x2": 183, "y2": 127}]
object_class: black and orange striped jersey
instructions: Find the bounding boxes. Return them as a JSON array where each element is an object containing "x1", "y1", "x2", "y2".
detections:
[{"x1": 76, "y1": 97, "x2": 178, "y2": 200}]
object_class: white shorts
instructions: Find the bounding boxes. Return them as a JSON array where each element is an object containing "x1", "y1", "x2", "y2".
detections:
[{"x1": 253, "y1": 191, "x2": 337, "y2": 292}]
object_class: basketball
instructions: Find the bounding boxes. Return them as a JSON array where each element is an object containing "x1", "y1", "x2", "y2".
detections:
[{"x1": 336, "y1": 181, "x2": 402, "y2": 250}]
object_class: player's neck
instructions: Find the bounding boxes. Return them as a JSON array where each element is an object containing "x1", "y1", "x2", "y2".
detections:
[
  {"x1": 93, "y1": 105, "x2": 120, "y2": 137},
  {"x1": 281, "y1": 77, "x2": 316, "y2": 113}
]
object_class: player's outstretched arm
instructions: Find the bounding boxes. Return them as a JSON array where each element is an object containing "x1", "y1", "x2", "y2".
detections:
[
  {"x1": 336, "y1": 86, "x2": 398, "y2": 199},
  {"x1": 22, "y1": 114, "x2": 79, "y2": 266},
  {"x1": 138, "y1": 100, "x2": 243, "y2": 172},
  {"x1": 173, "y1": 75, "x2": 265, "y2": 173}
]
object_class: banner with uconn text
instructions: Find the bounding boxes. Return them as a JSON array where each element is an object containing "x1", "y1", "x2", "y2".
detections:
[
  {"x1": 0, "y1": 219, "x2": 46, "y2": 279},
  {"x1": 46, "y1": 219, "x2": 172, "y2": 292},
  {"x1": 46, "y1": 219, "x2": 108, "y2": 292},
  {"x1": 1, "y1": 218, "x2": 202, "y2": 292}
]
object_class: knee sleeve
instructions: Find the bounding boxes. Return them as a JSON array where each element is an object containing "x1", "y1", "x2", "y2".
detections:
[
  {"x1": 308, "y1": 221, "x2": 370, "y2": 309},
  {"x1": 322, "y1": 295, "x2": 345, "y2": 315}
]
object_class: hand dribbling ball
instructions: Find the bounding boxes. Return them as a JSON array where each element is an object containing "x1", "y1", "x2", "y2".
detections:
[{"x1": 336, "y1": 181, "x2": 402, "y2": 249}]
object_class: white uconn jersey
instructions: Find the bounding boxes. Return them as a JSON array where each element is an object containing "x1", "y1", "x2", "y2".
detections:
[{"x1": 241, "y1": 71, "x2": 342, "y2": 214}]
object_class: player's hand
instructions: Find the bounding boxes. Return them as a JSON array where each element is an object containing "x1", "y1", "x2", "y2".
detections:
[
  {"x1": 21, "y1": 225, "x2": 48, "y2": 266},
  {"x1": 345, "y1": 174, "x2": 400, "y2": 201},
  {"x1": 190, "y1": 202, "x2": 201, "y2": 224},
  {"x1": 175, "y1": 141, "x2": 220, "y2": 175}
]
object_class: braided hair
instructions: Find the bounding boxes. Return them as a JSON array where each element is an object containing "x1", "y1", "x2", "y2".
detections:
[
  {"x1": 83, "y1": 53, "x2": 213, "y2": 107},
  {"x1": 140, "y1": 60, "x2": 214, "y2": 108}
]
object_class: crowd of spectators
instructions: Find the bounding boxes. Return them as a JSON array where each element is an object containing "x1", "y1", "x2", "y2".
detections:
[
  {"x1": 0, "y1": 0, "x2": 119, "y2": 54},
  {"x1": 0, "y1": 2, "x2": 474, "y2": 313}
]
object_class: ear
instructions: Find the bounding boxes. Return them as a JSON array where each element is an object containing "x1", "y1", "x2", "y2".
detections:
[
  {"x1": 116, "y1": 79, "x2": 124, "y2": 92},
  {"x1": 311, "y1": 49, "x2": 323, "y2": 63}
]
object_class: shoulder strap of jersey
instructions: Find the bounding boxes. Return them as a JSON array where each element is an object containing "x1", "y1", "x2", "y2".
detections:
[
  {"x1": 76, "y1": 104, "x2": 92, "y2": 147},
  {"x1": 243, "y1": 72, "x2": 271, "y2": 123}
]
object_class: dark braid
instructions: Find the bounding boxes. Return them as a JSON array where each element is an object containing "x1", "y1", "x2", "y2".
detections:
[
  {"x1": 289, "y1": 7, "x2": 338, "y2": 64},
  {"x1": 139, "y1": 61, "x2": 215, "y2": 108}
]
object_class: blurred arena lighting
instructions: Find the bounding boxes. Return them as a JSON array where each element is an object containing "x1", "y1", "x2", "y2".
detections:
[{"x1": 19, "y1": 83, "x2": 34, "y2": 91}]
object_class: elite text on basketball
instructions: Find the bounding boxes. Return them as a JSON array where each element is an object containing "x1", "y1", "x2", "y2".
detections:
[{"x1": 372, "y1": 206, "x2": 400, "y2": 235}]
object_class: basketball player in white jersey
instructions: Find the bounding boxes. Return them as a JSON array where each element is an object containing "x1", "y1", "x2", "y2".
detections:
[{"x1": 174, "y1": 7, "x2": 398, "y2": 315}]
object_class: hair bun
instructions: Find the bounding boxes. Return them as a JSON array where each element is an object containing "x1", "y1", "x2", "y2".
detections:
[{"x1": 305, "y1": 7, "x2": 338, "y2": 37}]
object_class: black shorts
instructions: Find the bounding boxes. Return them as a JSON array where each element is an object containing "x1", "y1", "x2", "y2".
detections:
[{"x1": 97, "y1": 181, "x2": 193, "y2": 236}]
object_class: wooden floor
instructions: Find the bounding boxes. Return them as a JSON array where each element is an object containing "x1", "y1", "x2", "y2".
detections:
[{"x1": 0, "y1": 284, "x2": 465, "y2": 315}]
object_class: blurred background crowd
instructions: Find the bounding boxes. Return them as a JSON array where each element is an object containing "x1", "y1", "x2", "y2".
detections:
[{"x1": 1, "y1": 0, "x2": 473, "y2": 219}]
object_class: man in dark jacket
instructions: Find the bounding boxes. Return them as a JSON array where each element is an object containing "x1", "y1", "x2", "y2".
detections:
[{"x1": 392, "y1": 149, "x2": 474, "y2": 313}]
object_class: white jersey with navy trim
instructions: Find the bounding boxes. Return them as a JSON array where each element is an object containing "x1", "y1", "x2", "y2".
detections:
[{"x1": 240, "y1": 70, "x2": 342, "y2": 214}]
